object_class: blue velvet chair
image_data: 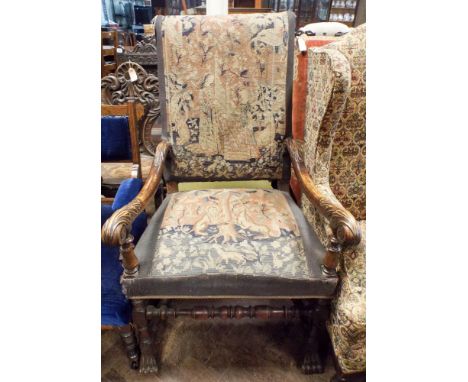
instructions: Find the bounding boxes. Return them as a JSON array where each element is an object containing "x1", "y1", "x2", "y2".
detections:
[
  {"x1": 101, "y1": 177, "x2": 147, "y2": 369},
  {"x1": 101, "y1": 101, "x2": 143, "y2": 190}
]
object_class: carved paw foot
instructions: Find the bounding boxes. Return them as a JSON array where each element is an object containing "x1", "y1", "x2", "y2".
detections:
[
  {"x1": 301, "y1": 351, "x2": 324, "y2": 374},
  {"x1": 129, "y1": 353, "x2": 139, "y2": 370},
  {"x1": 139, "y1": 353, "x2": 158, "y2": 374}
]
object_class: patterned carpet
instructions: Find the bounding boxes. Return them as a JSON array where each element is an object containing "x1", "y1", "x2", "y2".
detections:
[{"x1": 102, "y1": 315, "x2": 336, "y2": 382}]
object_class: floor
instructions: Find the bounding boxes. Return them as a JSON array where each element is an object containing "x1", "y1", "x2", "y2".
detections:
[{"x1": 102, "y1": 317, "x2": 336, "y2": 382}]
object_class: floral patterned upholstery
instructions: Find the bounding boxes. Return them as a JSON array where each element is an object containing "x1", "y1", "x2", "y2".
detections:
[
  {"x1": 127, "y1": 188, "x2": 338, "y2": 298},
  {"x1": 328, "y1": 221, "x2": 366, "y2": 374},
  {"x1": 156, "y1": 12, "x2": 295, "y2": 181},
  {"x1": 153, "y1": 189, "x2": 307, "y2": 279},
  {"x1": 301, "y1": 25, "x2": 366, "y2": 374}
]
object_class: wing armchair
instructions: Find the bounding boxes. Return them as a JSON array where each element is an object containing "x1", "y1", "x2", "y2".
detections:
[
  {"x1": 298, "y1": 25, "x2": 366, "y2": 381},
  {"x1": 101, "y1": 12, "x2": 361, "y2": 376}
]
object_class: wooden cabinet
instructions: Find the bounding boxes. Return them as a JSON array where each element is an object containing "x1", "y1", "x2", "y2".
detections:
[{"x1": 328, "y1": 0, "x2": 360, "y2": 27}]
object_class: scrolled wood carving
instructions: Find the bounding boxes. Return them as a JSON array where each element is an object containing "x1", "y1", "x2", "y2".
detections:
[
  {"x1": 101, "y1": 61, "x2": 160, "y2": 154},
  {"x1": 116, "y1": 39, "x2": 158, "y2": 76},
  {"x1": 286, "y1": 138, "x2": 361, "y2": 247},
  {"x1": 101, "y1": 141, "x2": 171, "y2": 248},
  {"x1": 141, "y1": 35, "x2": 156, "y2": 46},
  {"x1": 101, "y1": 61, "x2": 159, "y2": 106},
  {"x1": 131, "y1": 40, "x2": 157, "y2": 54}
]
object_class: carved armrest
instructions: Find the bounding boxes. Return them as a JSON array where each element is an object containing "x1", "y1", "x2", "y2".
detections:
[
  {"x1": 286, "y1": 138, "x2": 361, "y2": 249},
  {"x1": 101, "y1": 141, "x2": 170, "y2": 247}
]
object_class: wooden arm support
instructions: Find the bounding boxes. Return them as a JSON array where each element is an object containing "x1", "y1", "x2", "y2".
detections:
[
  {"x1": 286, "y1": 138, "x2": 361, "y2": 271},
  {"x1": 101, "y1": 140, "x2": 170, "y2": 248}
]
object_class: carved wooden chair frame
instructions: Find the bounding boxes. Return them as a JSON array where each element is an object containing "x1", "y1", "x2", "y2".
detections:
[
  {"x1": 101, "y1": 13, "x2": 361, "y2": 380},
  {"x1": 116, "y1": 38, "x2": 158, "y2": 76},
  {"x1": 101, "y1": 139, "x2": 361, "y2": 375}
]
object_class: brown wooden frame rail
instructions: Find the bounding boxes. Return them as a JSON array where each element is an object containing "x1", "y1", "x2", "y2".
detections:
[
  {"x1": 146, "y1": 304, "x2": 315, "y2": 320},
  {"x1": 285, "y1": 138, "x2": 361, "y2": 273}
]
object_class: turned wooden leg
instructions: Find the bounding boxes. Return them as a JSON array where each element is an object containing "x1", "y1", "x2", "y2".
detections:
[
  {"x1": 132, "y1": 300, "x2": 158, "y2": 374},
  {"x1": 117, "y1": 325, "x2": 139, "y2": 370}
]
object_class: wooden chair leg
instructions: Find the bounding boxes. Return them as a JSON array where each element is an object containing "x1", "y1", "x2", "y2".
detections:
[
  {"x1": 116, "y1": 324, "x2": 139, "y2": 370},
  {"x1": 301, "y1": 322, "x2": 325, "y2": 374},
  {"x1": 132, "y1": 299, "x2": 158, "y2": 374},
  {"x1": 296, "y1": 300, "x2": 328, "y2": 374}
]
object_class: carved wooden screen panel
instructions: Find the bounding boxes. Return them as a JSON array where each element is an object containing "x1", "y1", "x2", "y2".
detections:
[
  {"x1": 101, "y1": 61, "x2": 161, "y2": 154},
  {"x1": 117, "y1": 38, "x2": 158, "y2": 76}
]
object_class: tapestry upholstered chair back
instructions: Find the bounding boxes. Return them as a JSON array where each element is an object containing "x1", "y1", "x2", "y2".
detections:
[
  {"x1": 302, "y1": 24, "x2": 366, "y2": 245},
  {"x1": 155, "y1": 12, "x2": 295, "y2": 181}
]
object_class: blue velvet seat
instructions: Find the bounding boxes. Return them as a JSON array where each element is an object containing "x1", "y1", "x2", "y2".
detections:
[{"x1": 101, "y1": 178, "x2": 147, "y2": 327}]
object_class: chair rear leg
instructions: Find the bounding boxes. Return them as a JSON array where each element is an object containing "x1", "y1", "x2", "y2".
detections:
[
  {"x1": 132, "y1": 299, "x2": 158, "y2": 374},
  {"x1": 117, "y1": 324, "x2": 139, "y2": 369}
]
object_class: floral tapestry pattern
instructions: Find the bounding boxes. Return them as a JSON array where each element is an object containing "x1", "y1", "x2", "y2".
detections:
[
  {"x1": 301, "y1": 25, "x2": 366, "y2": 374},
  {"x1": 328, "y1": 221, "x2": 366, "y2": 374},
  {"x1": 158, "y1": 13, "x2": 292, "y2": 180},
  {"x1": 150, "y1": 189, "x2": 312, "y2": 280}
]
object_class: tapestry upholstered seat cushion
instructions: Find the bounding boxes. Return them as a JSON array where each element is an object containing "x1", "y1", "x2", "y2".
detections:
[{"x1": 124, "y1": 189, "x2": 338, "y2": 298}]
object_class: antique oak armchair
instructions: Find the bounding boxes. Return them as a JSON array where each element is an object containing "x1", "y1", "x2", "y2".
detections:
[
  {"x1": 102, "y1": 12, "x2": 361, "y2": 376},
  {"x1": 299, "y1": 25, "x2": 366, "y2": 382}
]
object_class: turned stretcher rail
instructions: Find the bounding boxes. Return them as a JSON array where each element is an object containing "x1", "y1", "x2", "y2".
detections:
[{"x1": 146, "y1": 304, "x2": 315, "y2": 320}]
